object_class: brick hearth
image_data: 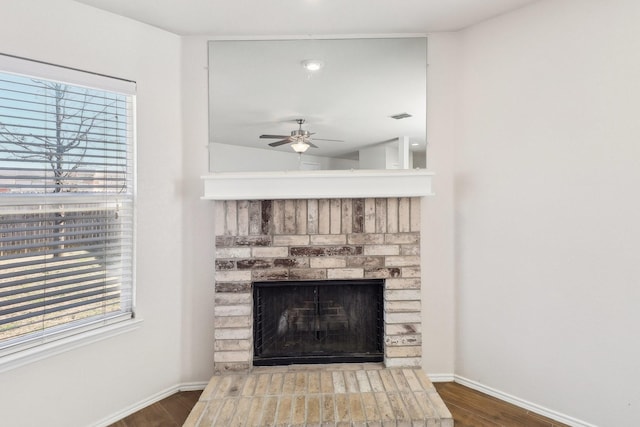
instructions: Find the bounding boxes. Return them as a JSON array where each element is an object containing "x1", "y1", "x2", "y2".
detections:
[
  {"x1": 184, "y1": 364, "x2": 453, "y2": 427},
  {"x1": 214, "y1": 198, "x2": 423, "y2": 373}
]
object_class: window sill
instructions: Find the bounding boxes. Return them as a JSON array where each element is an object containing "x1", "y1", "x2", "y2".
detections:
[{"x1": 0, "y1": 318, "x2": 143, "y2": 374}]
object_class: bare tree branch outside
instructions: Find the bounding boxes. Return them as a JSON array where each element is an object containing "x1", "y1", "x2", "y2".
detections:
[
  {"x1": 1, "y1": 81, "x2": 119, "y2": 255},
  {"x1": 1, "y1": 80, "x2": 117, "y2": 193}
]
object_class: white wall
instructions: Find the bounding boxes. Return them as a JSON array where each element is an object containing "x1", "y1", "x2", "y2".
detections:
[
  {"x1": 455, "y1": 0, "x2": 640, "y2": 425},
  {"x1": 0, "y1": 1, "x2": 184, "y2": 426},
  {"x1": 421, "y1": 33, "x2": 458, "y2": 376},
  {"x1": 358, "y1": 144, "x2": 388, "y2": 169},
  {"x1": 358, "y1": 141, "x2": 402, "y2": 169},
  {"x1": 179, "y1": 35, "x2": 217, "y2": 385}
]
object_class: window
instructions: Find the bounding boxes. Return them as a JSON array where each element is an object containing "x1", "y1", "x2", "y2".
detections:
[{"x1": 0, "y1": 54, "x2": 135, "y2": 357}]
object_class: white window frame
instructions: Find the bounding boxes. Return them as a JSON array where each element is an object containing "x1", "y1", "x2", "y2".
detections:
[{"x1": 0, "y1": 54, "x2": 139, "y2": 372}]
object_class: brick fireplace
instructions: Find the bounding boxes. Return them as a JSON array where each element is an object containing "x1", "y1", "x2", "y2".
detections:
[{"x1": 214, "y1": 197, "x2": 422, "y2": 373}]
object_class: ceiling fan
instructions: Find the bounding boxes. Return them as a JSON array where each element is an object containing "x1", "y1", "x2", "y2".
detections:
[{"x1": 259, "y1": 119, "x2": 342, "y2": 153}]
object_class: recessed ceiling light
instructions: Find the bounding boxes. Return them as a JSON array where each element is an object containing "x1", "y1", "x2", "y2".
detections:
[{"x1": 301, "y1": 59, "x2": 324, "y2": 72}]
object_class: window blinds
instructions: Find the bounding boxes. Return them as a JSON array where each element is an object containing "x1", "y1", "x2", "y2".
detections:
[{"x1": 0, "y1": 54, "x2": 135, "y2": 354}]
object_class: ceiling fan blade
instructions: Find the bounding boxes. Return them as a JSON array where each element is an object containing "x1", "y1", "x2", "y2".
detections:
[
  {"x1": 307, "y1": 141, "x2": 319, "y2": 148},
  {"x1": 311, "y1": 138, "x2": 344, "y2": 142},
  {"x1": 268, "y1": 139, "x2": 291, "y2": 147},
  {"x1": 260, "y1": 134, "x2": 290, "y2": 139}
]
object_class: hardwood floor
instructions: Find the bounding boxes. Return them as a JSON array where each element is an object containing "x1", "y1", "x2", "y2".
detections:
[
  {"x1": 109, "y1": 383, "x2": 568, "y2": 427},
  {"x1": 434, "y1": 382, "x2": 569, "y2": 427},
  {"x1": 108, "y1": 391, "x2": 201, "y2": 427}
]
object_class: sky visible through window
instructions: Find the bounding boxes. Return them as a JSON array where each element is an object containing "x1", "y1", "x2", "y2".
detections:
[{"x1": 0, "y1": 71, "x2": 130, "y2": 195}]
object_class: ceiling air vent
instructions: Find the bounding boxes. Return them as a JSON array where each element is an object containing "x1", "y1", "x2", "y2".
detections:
[{"x1": 390, "y1": 112, "x2": 412, "y2": 120}]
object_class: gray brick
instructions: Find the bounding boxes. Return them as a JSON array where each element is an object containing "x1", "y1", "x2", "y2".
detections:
[
  {"x1": 214, "y1": 304, "x2": 252, "y2": 316},
  {"x1": 214, "y1": 328, "x2": 252, "y2": 340},
  {"x1": 400, "y1": 267, "x2": 421, "y2": 277},
  {"x1": 364, "y1": 245, "x2": 400, "y2": 256},
  {"x1": 386, "y1": 289, "x2": 421, "y2": 301},
  {"x1": 290, "y1": 269, "x2": 328, "y2": 280},
  {"x1": 310, "y1": 257, "x2": 347, "y2": 268},
  {"x1": 386, "y1": 300, "x2": 421, "y2": 312},
  {"x1": 387, "y1": 198, "x2": 398, "y2": 233},
  {"x1": 386, "y1": 278, "x2": 421, "y2": 290},
  {"x1": 290, "y1": 246, "x2": 362, "y2": 257},
  {"x1": 249, "y1": 200, "x2": 262, "y2": 235},
  {"x1": 346, "y1": 256, "x2": 384, "y2": 269},
  {"x1": 327, "y1": 268, "x2": 364, "y2": 280},
  {"x1": 215, "y1": 282, "x2": 251, "y2": 293},
  {"x1": 347, "y1": 233, "x2": 384, "y2": 245},
  {"x1": 237, "y1": 200, "x2": 249, "y2": 236},
  {"x1": 214, "y1": 316, "x2": 251, "y2": 328},
  {"x1": 252, "y1": 246, "x2": 289, "y2": 258},
  {"x1": 214, "y1": 339, "x2": 252, "y2": 351},
  {"x1": 398, "y1": 198, "x2": 411, "y2": 232},
  {"x1": 213, "y1": 362, "x2": 251, "y2": 374},
  {"x1": 375, "y1": 198, "x2": 387, "y2": 233},
  {"x1": 235, "y1": 235, "x2": 272, "y2": 246},
  {"x1": 307, "y1": 199, "x2": 319, "y2": 234},
  {"x1": 216, "y1": 270, "x2": 252, "y2": 282},
  {"x1": 216, "y1": 235, "x2": 235, "y2": 247},
  {"x1": 214, "y1": 350, "x2": 252, "y2": 363},
  {"x1": 236, "y1": 259, "x2": 273, "y2": 269},
  {"x1": 364, "y1": 268, "x2": 401, "y2": 279},
  {"x1": 215, "y1": 293, "x2": 252, "y2": 305},
  {"x1": 310, "y1": 234, "x2": 347, "y2": 245},
  {"x1": 385, "y1": 358, "x2": 421, "y2": 368},
  {"x1": 386, "y1": 312, "x2": 422, "y2": 324},
  {"x1": 274, "y1": 258, "x2": 309, "y2": 268},
  {"x1": 384, "y1": 334, "x2": 422, "y2": 346},
  {"x1": 385, "y1": 256, "x2": 420, "y2": 267},
  {"x1": 385, "y1": 232, "x2": 420, "y2": 245},
  {"x1": 400, "y1": 245, "x2": 420, "y2": 256},
  {"x1": 318, "y1": 199, "x2": 331, "y2": 234},
  {"x1": 364, "y1": 198, "x2": 376, "y2": 233},
  {"x1": 215, "y1": 260, "x2": 235, "y2": 270},
  {"x1": 216, "y1": 247, "x2": 251, "y2": 259},
  {"x1": 386, "y1": 324, "x2": 421, "y2": 335},
  {"x1": 252, "y1": 268, "x2": 289, "y2": 281},
  {"x1": 273, "y1": 235, "x2": 310, "y2": 246},
  {"x1": 296, "y1": 200, "x2": 308, "y2": 235}
]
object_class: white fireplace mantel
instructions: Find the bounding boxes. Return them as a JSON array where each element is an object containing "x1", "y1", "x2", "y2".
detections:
[{"x1": 201, "y1": 169, "x2": 434, "y2": 200}]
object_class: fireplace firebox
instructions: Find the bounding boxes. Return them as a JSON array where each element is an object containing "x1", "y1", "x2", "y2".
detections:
[{"x1": 253, "y1": 279, "x2": 384, "y2": 366}]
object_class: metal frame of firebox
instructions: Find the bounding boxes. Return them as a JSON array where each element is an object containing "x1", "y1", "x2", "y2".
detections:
[{"x1": 253, "y1": 279, "x2": 384, "y2": 366}]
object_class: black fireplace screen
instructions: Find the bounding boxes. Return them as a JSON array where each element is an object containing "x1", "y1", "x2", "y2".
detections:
[{"x1": 253, "y1": 279, "x2": 384, "y2": 365}]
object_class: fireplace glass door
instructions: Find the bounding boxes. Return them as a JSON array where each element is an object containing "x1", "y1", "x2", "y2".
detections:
[{"x1": 253, "y1": 279, "x2": 384, "y2": 365}]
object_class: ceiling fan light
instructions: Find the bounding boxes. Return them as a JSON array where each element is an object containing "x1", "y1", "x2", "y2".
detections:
[
  {"x1": 291, "y1": 142, "x2": 310, "y2": 153},
  {"x1": 301, "y1": 59, "x2": 324, "y2": 72}
]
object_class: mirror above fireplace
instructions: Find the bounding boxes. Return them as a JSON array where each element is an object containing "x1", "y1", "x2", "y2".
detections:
[{"x1": 208, "y1": 36, "x2": 427, "y2": 172}]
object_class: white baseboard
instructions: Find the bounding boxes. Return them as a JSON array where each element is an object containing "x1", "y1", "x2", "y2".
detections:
[
  {"x1": 453, "y1": 375, "x2": 597, "y2": 427},
  {"x1": 178, "y1": 381, "x2": 210, "y2": 392},
  {"x1": 92, "y1": 381, "x2": 208, "y2": 427},
  {"x1": 427, "y1": 373, "x2": 455, "y2": 382}
]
